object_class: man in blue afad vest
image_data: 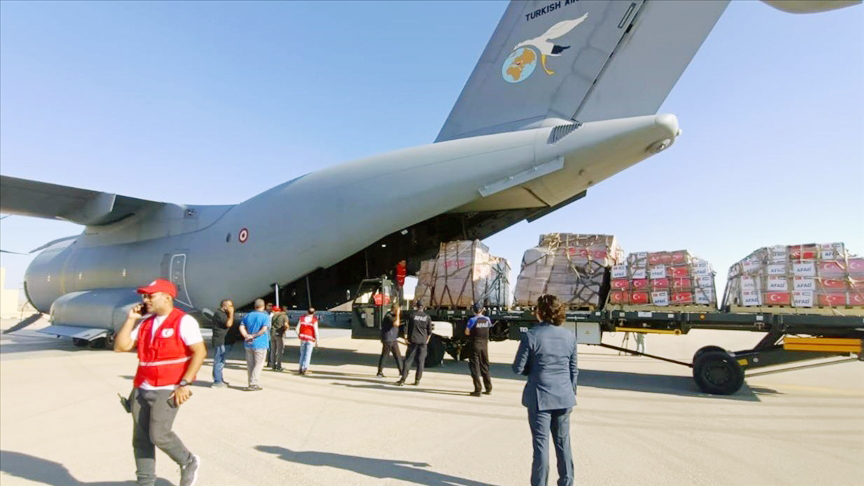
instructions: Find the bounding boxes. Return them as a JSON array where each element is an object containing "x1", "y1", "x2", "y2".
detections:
[{"x1": 466, "y1": 303, "x2": 493, "y2": 397}]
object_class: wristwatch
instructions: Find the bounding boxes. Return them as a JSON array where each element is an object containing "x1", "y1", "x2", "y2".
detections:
[{"x1": 178, "y1": 380, "x2": 189, "y2": 387}]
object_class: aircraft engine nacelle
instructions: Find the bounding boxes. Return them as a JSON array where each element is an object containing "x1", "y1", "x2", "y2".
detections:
[{"x1": 50, "y1": 288, "x2": 140, "y2": 334}]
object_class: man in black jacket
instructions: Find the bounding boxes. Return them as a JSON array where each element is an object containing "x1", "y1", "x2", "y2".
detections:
[
  {"x1": 377, "y1": 303, "x2": 403, "y2": 378},
  {"x1": 396, "y1": 302, "x2": 432, "y2": 386}
]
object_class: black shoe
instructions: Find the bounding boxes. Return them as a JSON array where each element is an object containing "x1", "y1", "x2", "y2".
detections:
[
  {"x1": 376, "y1": 372, "x2": 385, "y2": 378},
  {"x1": 483, "y1": 390, "x2": 492, "y2": 395},
  {"x1": 395, "y1": 380, "x2": 405, "y2": 386},
  {"x1": 412, "y1": 381, "x2": 420, "y2": 386},
  {"x1": 470, "y1": 391, "x2": 482, "y2": 397}
]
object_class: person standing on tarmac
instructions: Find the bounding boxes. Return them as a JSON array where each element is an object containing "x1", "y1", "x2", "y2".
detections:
[
  {"x1": 396, "y1": 301, "x2": 432, "y2": 386},
  {"x1": 296, "y1": 308, "x2": 319, "y2": 375},
  {"x1": 268, "y1": 306, "x2": 288, "y2": 372},
  {"x1": 466, "y1": 303, "x2": 493, "y2": 397},
  {"x1": 240, "y1": 299, "x2": 270, "y2": 391},
  {"x1": 512, "y1": 294, "x2": 578, "y2": 486},
  {"x1": 211, "y1": 299, "x2": 234, "y2": 388},
  {"x1": 377, "y1": 303, "x2": 403, "y2": 378}
]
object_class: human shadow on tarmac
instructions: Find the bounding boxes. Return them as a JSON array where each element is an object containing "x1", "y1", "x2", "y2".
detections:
[
  {"x1": 287, "y1": 347, "x2": 768, "y2": 400},
  {"x1": 0, "y1": 450, "x2": 172, "y2": 485},
  {"x1": 256, "y1": 445, "x2": 497, "y2": 486}
]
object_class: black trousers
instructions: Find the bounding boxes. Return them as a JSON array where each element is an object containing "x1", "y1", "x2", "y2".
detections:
[
  {"x1": 469, "y1": 343, "x2": 492, "y2": 392},
  {"x1": 378, "y1": 341, "x2": 404, "y2": 374},
  {"x1": 401, "y1": 343, "x2": 427, "y2": 383}
]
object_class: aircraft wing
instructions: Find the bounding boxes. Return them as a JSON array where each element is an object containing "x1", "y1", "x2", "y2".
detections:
[
  {"x1": 436, "y1": 0, "x2": 730, "y2": 142},
  {"x1": 0, "y1": 175, "x2": 164, "y2": 226}
]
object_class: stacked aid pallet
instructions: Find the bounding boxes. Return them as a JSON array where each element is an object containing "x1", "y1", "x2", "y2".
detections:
[
  {"x1": 413, "y1": 240, "x2": 511, "y2": 308},
  {"x1": 723, "y1": 243, "x2": 864, "y2": 309},
  {"x1": 513, "y1": 233, "x2": 623, "y2": 308},
  {"x1": 608, "y1": 250, "x2": 717, "y2": 307}
]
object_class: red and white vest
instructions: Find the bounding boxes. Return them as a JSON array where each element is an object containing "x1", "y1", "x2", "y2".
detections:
[
  {"x1": 298, "y1": 315, "x2": 318, "y2": 342},
  {"x1": 133, "y1": 308, "x2": 194, "y2": 388}
]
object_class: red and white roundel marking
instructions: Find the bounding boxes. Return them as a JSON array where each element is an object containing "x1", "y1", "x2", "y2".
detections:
[{"x1": 239, "y1": 228, "x2": 249, "y2": 243}]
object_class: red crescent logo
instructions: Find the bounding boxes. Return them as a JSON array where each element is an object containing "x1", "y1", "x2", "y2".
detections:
[{"x1": 239, "y1": 228, "x2": 249, "y2": 243}]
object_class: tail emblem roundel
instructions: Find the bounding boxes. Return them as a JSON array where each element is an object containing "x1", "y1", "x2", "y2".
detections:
[{"x1": 502, "y1": 13, "x2": 588, "y2": 83}]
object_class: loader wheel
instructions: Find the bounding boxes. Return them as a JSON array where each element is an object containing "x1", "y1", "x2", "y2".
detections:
[
  {"x1": 693, "y1": 350, "x2": 744, "y2": 395},
  {"x1": 693, "y1": 345, "x2": 726, "y2": 362},
  {"x1": 425, "y1": 334, "x2": 446, "y2": 368}
]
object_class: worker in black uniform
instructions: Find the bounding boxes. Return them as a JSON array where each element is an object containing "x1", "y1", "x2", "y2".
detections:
[
  {"x1": 377, "y1": 303, "x2": 403, "y2": 378},
  {"x1": 396, "y1": 301, "x2": 432, "y2": 386},
  {"x1": 466, "y1": 303, "x2": 493, "y2": 397}
]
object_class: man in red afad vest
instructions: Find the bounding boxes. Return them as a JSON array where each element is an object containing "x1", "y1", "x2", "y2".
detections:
[
  {"x1": 296, "y1": 307, "x2": 319, "y2": 375},
  {"x1": 115, "y1": 279, "x2": 207, "y2": 486}
]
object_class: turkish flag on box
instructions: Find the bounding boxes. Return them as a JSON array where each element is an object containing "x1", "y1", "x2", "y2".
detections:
[
  {"x1": 764, "y1": 292, "x2": 791, "y2": 305},
  {"x1": 818, "y1": 261, "x2": 846, "y2": 277},
  {"x1": 671, "y1": 292, "x2": 693, "y2": 305},
  {"x1": 611, "y1": 279, "x2": 629, "y2": 290},
  {"x1": 568, "y1": 247, "x2": 589, "y2": 258},
  {"x1": 818, "y1": 293, "x2": 847, "y2": 307},
  {"x1": 849, "y1": 279, "x2": 864, "y2": 291},
  {"x1": 652, "y1": 278, "x2": 669, "y2": 290},
  {"x1": 648, "y1": 252, "x2": 669, "y2": 265},
  {"x1": 630, "y1": 292, "x2": 649, "y2": 304},
  {"x1": 670, "y1": 251, "x2": 688, "y2": 264},
  {"x1": 848, "y1": 258, "x2": 864, "y2": 276},
  {"x1": 590, "y1": 249, "x2": 609, "y2": 261},
  {"x1": 609, "y1": 291, "x2": 629, "y2": 304},
  {"x1": 669, "y1": 266, "x2": 690, "y2": 278},
  {"x1": 672, "y1": 278, "x2": 692, "y2": 290},
  {"x1": 819, "y1": 278, "x2": 847, "y2": 290},
  {"x1": 789, "y1": 245, "x2": 818, "y2": 259},
  {"x1": 632, "y1": 279, "x2": 649, "y2": 290},
  {"x1": 849, "y1": 292, "x2": 864, "y2": 307}
]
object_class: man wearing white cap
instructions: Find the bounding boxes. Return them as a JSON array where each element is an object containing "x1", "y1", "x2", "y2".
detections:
[{"x1": 115, "y1": 278, "x2": 206, "y2": 486}]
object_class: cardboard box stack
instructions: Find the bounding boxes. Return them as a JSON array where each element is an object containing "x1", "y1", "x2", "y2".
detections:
[
  {"x1": 413, "y1": 240, "x2": 510, "y2": 308},
  {"x1": 513, "y1": 234, "x2": 623, "y2": 308},
  {"x1": 723, "y1": 243, "x2": 864, "y2": 309},
  {"x1": 607, "y1": 250, "x2": 717, "y2": 307}
]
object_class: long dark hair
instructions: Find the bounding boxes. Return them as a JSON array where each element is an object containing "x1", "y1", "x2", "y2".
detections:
[{"x1": 536, "y1": 294, "x2": 566, "y2": 326}]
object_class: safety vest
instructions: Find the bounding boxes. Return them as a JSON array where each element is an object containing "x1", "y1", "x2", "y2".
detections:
[
  {"x1": 372, "y1": 293, "x2": 391, "y2": 306},
  {"x1": 298, "y1": 315, "x2": 318, "y2": 342},
  {"x1": 133, "y1": 308, "x2": 193, "y2": 388}
]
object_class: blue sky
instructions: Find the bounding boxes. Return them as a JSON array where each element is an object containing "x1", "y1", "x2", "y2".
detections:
[{"x1": 1, "y1": 1, "x2": 862, "y2": 304}]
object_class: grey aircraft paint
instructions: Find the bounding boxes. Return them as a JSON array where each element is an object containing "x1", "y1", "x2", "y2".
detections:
[{"x1": 1, "y1": 0, "x2": 859, "y2": 339}]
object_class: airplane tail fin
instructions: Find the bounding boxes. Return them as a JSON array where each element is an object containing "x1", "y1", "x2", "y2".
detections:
[{"x1": 435, "y1": 0, "x2": 730, "y2": 142}]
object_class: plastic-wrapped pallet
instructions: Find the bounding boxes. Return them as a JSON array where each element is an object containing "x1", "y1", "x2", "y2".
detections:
[
  {"x1": 514, "y1": 233, "x2": 622, "y2": 308},
  {"x1": 724, "y1": 243, "x2": 864, "y2": 310},
  {"x1": 413, "y1": 259, "x2": 435, "y2": 307},
  {"x1": 419, "y1": 240, "x2": 511, "y2": 308},
  {"x1": 607, "y1": 250, "x2": 717, "y2": 308}
]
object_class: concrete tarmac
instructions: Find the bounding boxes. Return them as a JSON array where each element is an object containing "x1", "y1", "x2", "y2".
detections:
[{"x1": 1, "y1": 316, "x2": 862, "y2": 485}]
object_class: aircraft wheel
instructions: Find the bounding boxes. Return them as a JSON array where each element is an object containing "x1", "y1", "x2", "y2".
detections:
[
  {"x1": 693, "y1": 350, "x2": 744, "y2": 395},
  {"x1": 693, "y1": 345, "x2": 726, "y2": 363},
  {"x1": 425, "y1": 334, "x2": 446, "y2": 368},
  {"x1": 72, "y1": 338, "x2": 89, "y2": 348}
]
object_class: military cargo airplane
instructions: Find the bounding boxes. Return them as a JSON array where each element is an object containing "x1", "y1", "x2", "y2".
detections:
[{"x1": 1, "y1": 0, "x2": 860, "y2": 345}]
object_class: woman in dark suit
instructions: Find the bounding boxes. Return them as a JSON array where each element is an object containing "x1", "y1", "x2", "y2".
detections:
[{"x1": 512, "y1": 294, "x2": 578, "y2": 486}]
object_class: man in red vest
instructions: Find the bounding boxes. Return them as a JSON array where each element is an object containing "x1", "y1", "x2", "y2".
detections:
[
  {"x1": 296, "y1": 307, "x2": 319, "y2": 375},
  {"x1": 115, "y1": 279, "x2": 207, "y2": 486}
]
